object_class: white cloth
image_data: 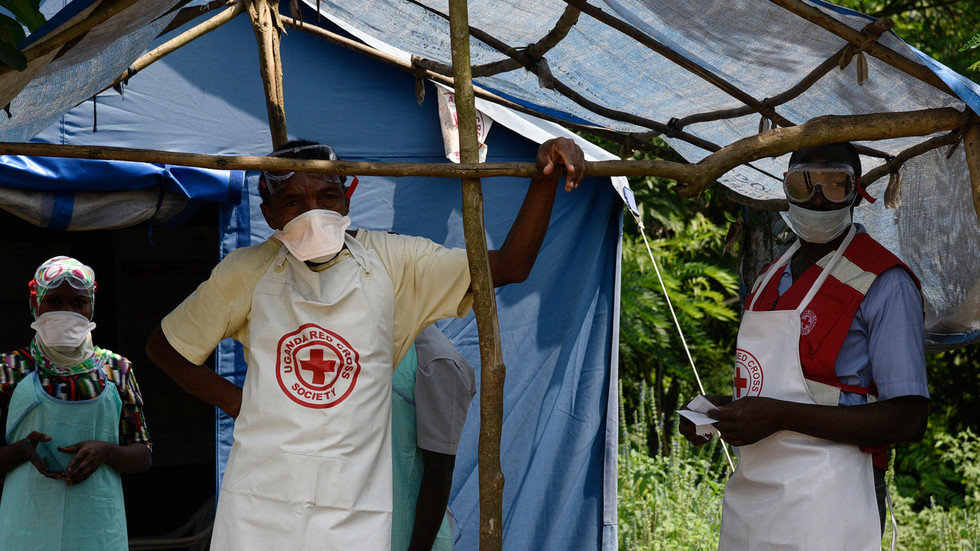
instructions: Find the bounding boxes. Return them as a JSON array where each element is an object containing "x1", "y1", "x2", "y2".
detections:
[
  {"x1": 210, "y1": 234, "x2": 395, "y2": 550},
  {"x1": 719, "y1": 226, "x2": 881, "y2": 550}
]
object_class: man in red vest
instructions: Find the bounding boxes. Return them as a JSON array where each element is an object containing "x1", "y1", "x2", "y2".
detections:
[{"x1": 681, "y1": 142, "x2": 929, "y2": 549}]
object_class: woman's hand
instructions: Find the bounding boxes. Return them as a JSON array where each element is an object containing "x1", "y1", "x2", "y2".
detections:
[
  {"x1": 59, "y1": 440, "x2": 112, "y2": 486},
  {"x1": 19, "y1": 431, "x2": 63, "y2": 479}
]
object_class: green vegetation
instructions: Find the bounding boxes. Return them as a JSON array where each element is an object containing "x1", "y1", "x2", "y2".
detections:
[
  {"x1": 617, "y1": 141, "x2": 741, "y2": 457},
  {"x1": 836, "y1": 0, "x2": 980, "y2": 75},
  {"x1": 0, "y1": 0, "x2": 45, "y2": 71}
]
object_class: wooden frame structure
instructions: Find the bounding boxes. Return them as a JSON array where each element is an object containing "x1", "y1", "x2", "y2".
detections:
[{"x1": 0, "y1": 1, "x2": 977, "y2": 548}]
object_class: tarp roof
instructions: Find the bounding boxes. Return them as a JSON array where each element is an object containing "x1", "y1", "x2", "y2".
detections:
[{"x1": 306, "y1": 0, "x2": 980, "y2": 347}]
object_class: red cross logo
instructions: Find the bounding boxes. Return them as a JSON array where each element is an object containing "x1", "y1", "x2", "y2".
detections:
[
  {"x1": 733, "y1": 348, "x2": 764, "y2": 398},
  {"x1": 734, "y1": 365, "x2": 748, "y2": 398},
  {"x1": 300, "y1": 349, "x2": 338, "y2": 387},
  {"x1": 275, "y1": 324, "x2": 361, "y2": 409}
]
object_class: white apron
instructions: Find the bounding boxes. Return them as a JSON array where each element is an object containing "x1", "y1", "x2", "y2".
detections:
[
  {"x1": 211, "y1": 234, "x2": 395, "y2": 551},
  {"x1": 719, "y1": 225, "x2": 880, "y2": 550}
]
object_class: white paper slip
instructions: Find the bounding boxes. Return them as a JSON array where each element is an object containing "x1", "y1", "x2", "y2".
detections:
[
  {"x1": 677, "y1": 395, "x2": 720, "y2": 437},
  {"x1": 685, "y1": 394, "x2": 719, "y2": 414}
]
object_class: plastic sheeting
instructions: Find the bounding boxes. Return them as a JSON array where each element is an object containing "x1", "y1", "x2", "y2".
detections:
[
  {"x1": 307, "y1": 0, "x2": 980, "y2": 347},
  {"x1": 1, "y1": 1, "x2": 182, "y2": 142}
]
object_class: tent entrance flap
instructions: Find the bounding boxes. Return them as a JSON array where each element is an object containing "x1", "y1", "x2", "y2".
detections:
[{"x1": 0, "y1": 155, "x2": 244, "y2": 230}]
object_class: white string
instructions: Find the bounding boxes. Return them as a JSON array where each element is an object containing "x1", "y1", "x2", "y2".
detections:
[
  {"x1": 887, "y1": 482, "x2": 898, "y2": 551},
  {"x1": 632, "y1": 213, "x2": 736, "y2": 472}
]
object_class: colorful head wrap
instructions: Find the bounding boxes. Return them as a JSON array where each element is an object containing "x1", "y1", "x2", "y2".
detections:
[{"x1": 29, "y1": 256, "x2": 97, "y2": 319}]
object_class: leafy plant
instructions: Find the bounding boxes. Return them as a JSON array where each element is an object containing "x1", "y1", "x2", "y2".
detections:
[
  {"x1": 882, "y1": 430, "x2": 980, "y2": 550},
  {"x1": 615, "y1": 142, "x2": 741, "y2": 456},
  {"x1": 618, "y1": 382, "x2": 729, "y2": 550},
  {"x1": 962, "y1": 31, "x2": 980, "y2": 72},
  {"x1": 0, "y1": 0, "x2": 45, "y2": 71},
  {"x1": 833, "y1": 0, "x2": 980, "y2": 76}
]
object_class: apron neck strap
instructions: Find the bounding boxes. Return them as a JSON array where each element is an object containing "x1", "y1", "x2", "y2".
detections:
[
  {"x1": 748, "y1": 240, "x2": 800, "y2": 311},
  {"x1": 342, "y1": 232, "x2": 372, "y2": 274},
  {"x1": 798, "y1": 224, "x2": 857, "y2": 309},
  {"x1": 748, "y1": 224, "x2": 858, "y2": 312}
]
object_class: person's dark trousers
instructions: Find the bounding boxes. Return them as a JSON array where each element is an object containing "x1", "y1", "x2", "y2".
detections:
[{"x1": 875, "y1": 466, "x2": 887, "y2": 535}]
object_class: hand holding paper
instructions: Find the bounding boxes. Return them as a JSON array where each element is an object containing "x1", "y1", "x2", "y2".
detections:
[{"x1": 678, "y1": 395, "x2": 721, "y2": 437}]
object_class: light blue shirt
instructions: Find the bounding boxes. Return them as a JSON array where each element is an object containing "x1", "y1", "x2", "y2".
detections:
[{"x1": 778, "y1": 250, "x2": 930, "y2": 406}]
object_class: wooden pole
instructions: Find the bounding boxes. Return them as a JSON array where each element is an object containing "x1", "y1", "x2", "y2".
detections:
[
  {"x1": 105, "y1": 1, "x2": 245, "y2": 93},
  {"x1": 245, "y1": 0, "x2": 288, "y2": 149},
  {"x1": 0, "y1": 141, "x2": 683, "y2": 178},
  {"x1": 447, "y1": 0, "x2": 504, "y2": 549},
  {"x1": 964, "y1": 116, "x2": 980, "y2": 225},
  {"x1": 0, "y1": 106, "x2": 963, "y2": 186}
]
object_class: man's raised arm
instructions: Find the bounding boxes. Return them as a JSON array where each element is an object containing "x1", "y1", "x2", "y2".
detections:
[{"x1": 488, "y1": 137, "x2": 586, "y2": 287}]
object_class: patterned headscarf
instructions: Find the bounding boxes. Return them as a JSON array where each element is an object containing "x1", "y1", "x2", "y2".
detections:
[{"x1": 29, "y1": 256, "x2": 97, "y2": 320}]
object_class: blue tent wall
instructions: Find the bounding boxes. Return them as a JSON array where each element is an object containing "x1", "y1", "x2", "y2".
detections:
[{"x1": 34, "y1": 14, "x2": 622, "y2": 551}]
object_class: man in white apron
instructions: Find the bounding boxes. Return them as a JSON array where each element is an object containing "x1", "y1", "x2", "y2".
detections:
[
  {"x1": 145, "y1": 138, "x2": 585, "y2": 550},
  {"x1": 680, "y1": 142, "x2": 929, "y2": 550}
]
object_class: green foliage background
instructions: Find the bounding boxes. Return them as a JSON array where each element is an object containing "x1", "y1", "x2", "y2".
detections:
[{"x1": 0, "y1": 1, "x2": 45, "y2": 70}]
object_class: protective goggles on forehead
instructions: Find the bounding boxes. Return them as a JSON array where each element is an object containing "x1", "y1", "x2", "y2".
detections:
[
  {"x1": 259, "y1": 173, "x2": 359, "y2": 199},
  {"x1": 30, "y1": 257, "x2": 97, "y2": 296},
  {"x1": 260, "y1": 144, "x2": 358, "y2": 198},
  {"x1": 783, "y1": 162, "x2": 858, "y2": 204}
]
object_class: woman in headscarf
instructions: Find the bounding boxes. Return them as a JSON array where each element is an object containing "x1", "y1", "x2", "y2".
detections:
[{"x1": 0, "y1": 256, "x2": 152, "y2": 550}]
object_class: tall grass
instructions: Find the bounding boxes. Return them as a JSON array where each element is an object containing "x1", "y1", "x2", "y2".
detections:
[
  {"x1": 618, "y1": 383, "x2": 980, "y2": 550},
  {"x1": 618, "y1": 382, "x2": 727, "y2": 550}
]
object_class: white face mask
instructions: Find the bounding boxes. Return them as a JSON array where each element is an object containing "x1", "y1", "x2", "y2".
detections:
[
  {"x1": 274, "y1": 209, "x2": 352, "y2": 262},
  {"x1": 31, "y1": 311, "x2": 96, "y2": 348},
  {"x1": 785, "y1": 203, "x2": 852, "y2": 244}
]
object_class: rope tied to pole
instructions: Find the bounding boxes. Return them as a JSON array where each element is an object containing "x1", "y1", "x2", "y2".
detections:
[
  {"x1": 758, "y1": 98, "x2": 776, "y2": 134},
  {"x1": 883, "y1": 156, "x2": 902, "y2": 209},
  {"x1": 410, "y1": 56, "x2": 429, "y2": 104},
  {"x1": 840, "y1": 35, "x2": 877, "y2": 86}
]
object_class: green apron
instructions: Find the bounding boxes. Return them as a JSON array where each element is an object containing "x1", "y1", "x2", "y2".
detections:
[
  {"x1": 0, "y1": 369, "x2": 126, "y2": 551},
  {"x1": 391, "y1": 344, "x2": 454, "y2": 551}
]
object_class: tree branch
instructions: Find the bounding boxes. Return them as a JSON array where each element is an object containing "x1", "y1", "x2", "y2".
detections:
[
  {"x1": 105, "y1": 1, "x2": 245, "y2": 94},
  {"x1": 676, "y1": 107, "x2": 967, "y2": 196},
  {"x1": 246, "y1": 0, "x2": 287, "y2": 149}
]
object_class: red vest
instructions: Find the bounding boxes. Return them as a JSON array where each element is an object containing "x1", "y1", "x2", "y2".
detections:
[{"x1": 745, "y1": 232, "x2": 920, "y2": 469}]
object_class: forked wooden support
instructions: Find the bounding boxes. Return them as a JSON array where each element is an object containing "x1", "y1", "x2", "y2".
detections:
[{"x1": 246, "y1": 0, "x2": 288, "y2": 149}]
